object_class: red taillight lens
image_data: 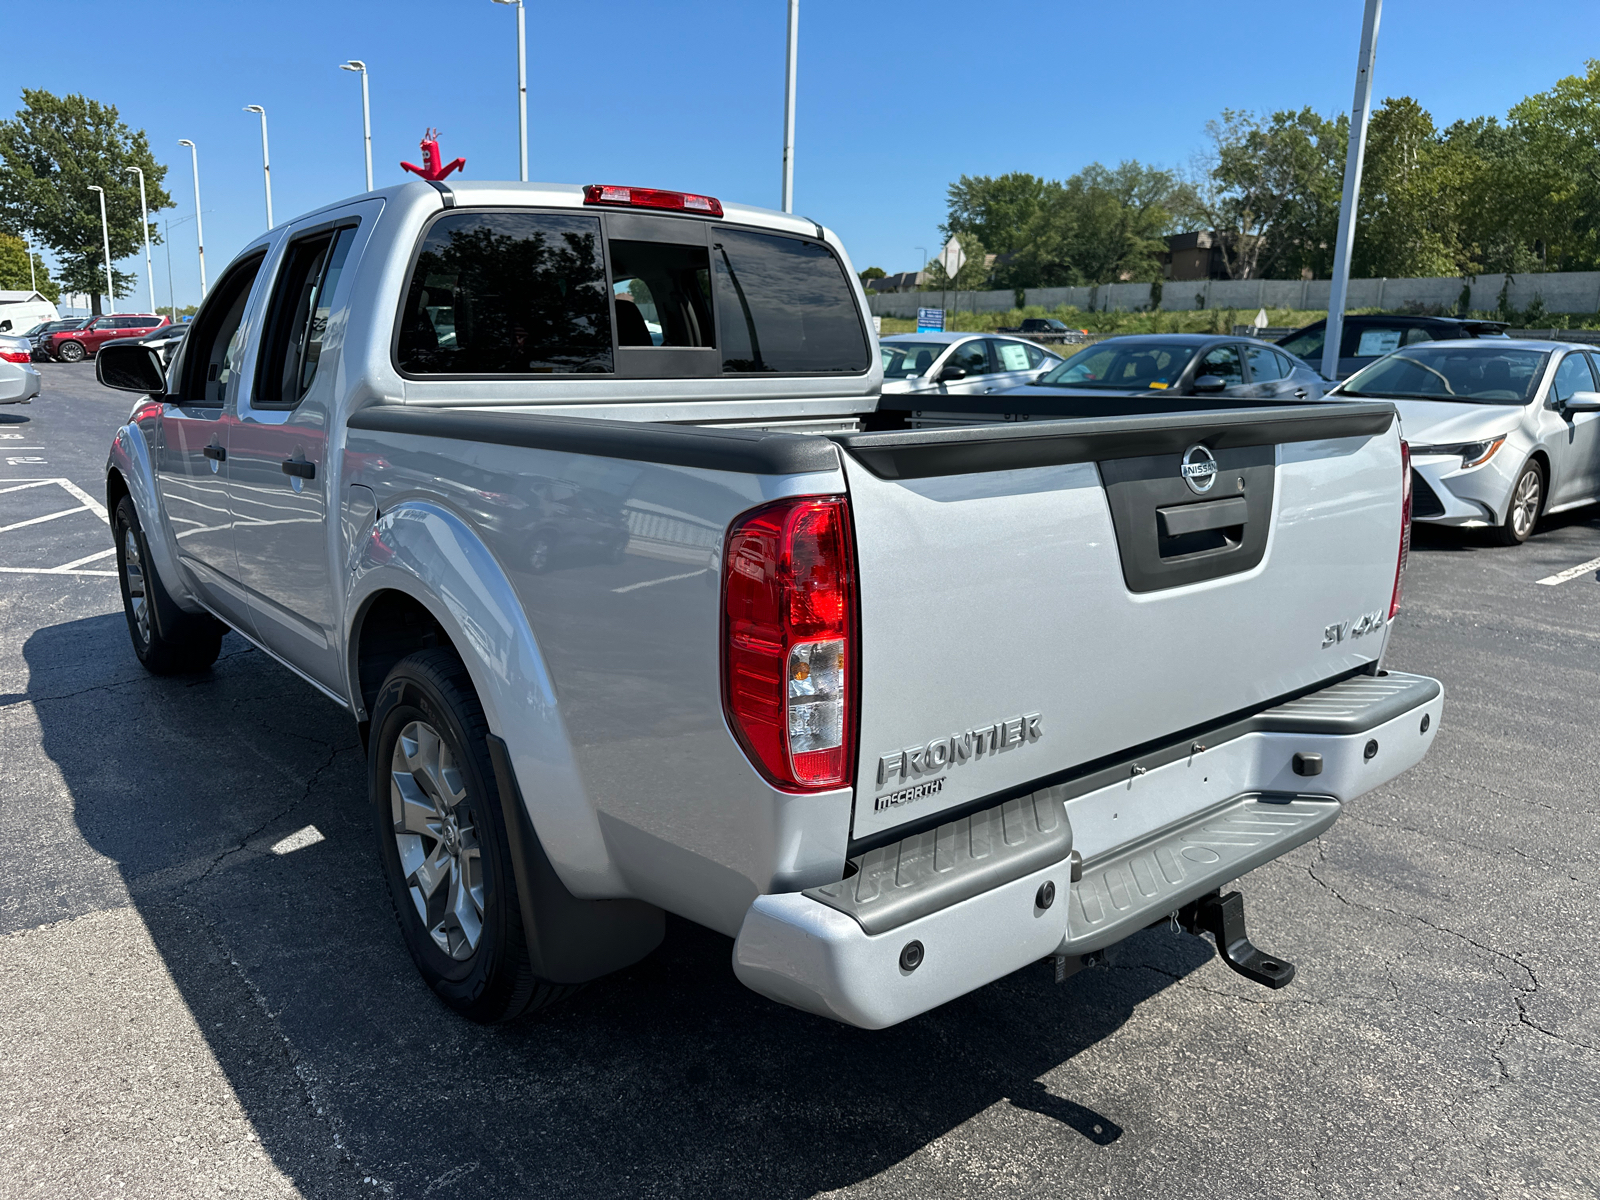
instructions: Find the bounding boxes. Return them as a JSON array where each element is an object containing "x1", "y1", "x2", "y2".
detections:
[
  {"x1": 723, "y1": 496, "x2": 857, "y2": 791},
  {"x1": 582, "y1": 184, "x2": 724, "y2": 217},
  {"x1": 0, "y1": 350, "x2": 29, "y2": 364},
  {"x1": 1391, "y1": 440, "x2": 1412, "y2": 620}
]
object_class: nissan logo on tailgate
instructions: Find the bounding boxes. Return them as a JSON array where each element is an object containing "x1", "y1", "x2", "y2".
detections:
[{"x1": 1181, "y1": 444, "x2": 1218, "y2": 494}]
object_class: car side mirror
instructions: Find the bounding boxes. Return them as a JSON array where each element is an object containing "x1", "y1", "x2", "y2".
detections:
[
  {"x1": 1563, "y1": 390, "x2": 1600, "y2": 413},
  {"x1": 96, "y1": 342, "x2": 168, "y2": 395},
  {"x1": 1192, "y1": 374, "x2": 1228, "y2": 394},
  {"x1": 937, "y1": 365, "x2": 967, "y2": 383}
]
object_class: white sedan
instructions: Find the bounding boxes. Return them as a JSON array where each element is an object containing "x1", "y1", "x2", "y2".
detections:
[
  {"x1": 880, "y1": 332, "x2": 1060, "y2": 398},
  {"x1": 0, "y1": 335, "x2": 41, "y2": 405}
]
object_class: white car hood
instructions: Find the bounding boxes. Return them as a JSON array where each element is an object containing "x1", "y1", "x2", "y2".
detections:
[{"x1": 1387, "y1": 398, "x2": 1522, "y2": 446}]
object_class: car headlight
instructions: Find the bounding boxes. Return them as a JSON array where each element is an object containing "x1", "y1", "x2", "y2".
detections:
[{"x1": 1412, "y1": 436, "x2": 1506, "y2": 468}]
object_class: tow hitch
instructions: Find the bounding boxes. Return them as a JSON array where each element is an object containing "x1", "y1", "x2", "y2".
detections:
[{"x1": 1177, "y1": 890, "x2": 1296, "y2": 989}]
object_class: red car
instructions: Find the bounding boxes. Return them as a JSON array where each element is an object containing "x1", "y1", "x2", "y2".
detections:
[{"x1": 44, "y1": 314, "x2": 169, "y2": 362}]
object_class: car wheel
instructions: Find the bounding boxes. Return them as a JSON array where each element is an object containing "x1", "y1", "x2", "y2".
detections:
[
  {"x1": 55, "y1": 340, "x2": 84, "y2": 363},
  {"x1": 1491, "y1": 460, "x2": 1544, "y2": 546},
  {"x1": 114, "y1": 496, "x2": 225, "y2": 674},
  {"x1": 369, "y1": 648, "x2": 578, "y2": 1023}
]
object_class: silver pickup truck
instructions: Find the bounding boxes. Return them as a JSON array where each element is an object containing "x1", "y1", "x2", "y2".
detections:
[{"x1": 97, "y1": 180, "x2": 1441, "y2": 1029}]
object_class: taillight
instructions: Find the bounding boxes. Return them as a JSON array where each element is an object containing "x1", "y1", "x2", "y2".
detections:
[
  {"x1": 1391, "y1": 440, "x2": 1412, "y2": 620},
  {"x1": 582, "y1": 184, "x2": 724, "y2": 217},
  {"x1": 0, "y1": 350, "x2": 29, "y2": 364},
  {"x1": 722, "y1": 496, "x2": 857, "y2": 791}
]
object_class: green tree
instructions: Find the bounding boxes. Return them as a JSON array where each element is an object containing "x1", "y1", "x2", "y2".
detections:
[
  {"x1": 858, "y1": 265, "x2": 886, "y2": 287},
  {"x1": 943, "y1": 172, "x2": 1052, "y2": 260},
  {"x1": 0, "y1": 233, "x2": 59, "y2": 301},
  {"x1": 921, "y1": 232, "x2": 990, "y2": 290},
  {"x1": 0, "y1": 89, "x2": 171, "y2": 313},
  {"x1": 1352, "y1": 97, "x2": 1466, "y2": 279},
  {"x1": 1505, "y1": 60, "x2": 1600, "y2": 270}
]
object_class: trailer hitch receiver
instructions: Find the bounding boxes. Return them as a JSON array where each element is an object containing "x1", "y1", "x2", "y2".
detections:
[{"x1": 1178, "y1": 890, "x2": 1296, "y2": 989}]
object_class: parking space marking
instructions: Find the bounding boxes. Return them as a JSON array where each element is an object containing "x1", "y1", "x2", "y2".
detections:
[
  {"x1": 1536, "y1": 555, "x2": 1600, "y2": 586},
  {"x1": 0, "y1": 477, "x2": 109, "y2": 524},
  {"x1": 0, "y1": 566, "x2": 117, "y2": 577},
  {"x1": 0, "y1": 505, "x2": 93, "y2": 535},
  {"x1": 0, "y1": 478, "x2": 116, "y2": 578}
]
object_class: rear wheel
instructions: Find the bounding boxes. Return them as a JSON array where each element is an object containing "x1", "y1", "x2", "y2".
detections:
[
  {"x1": 55, "y1": 340, "x2": 84, "y2": 363},
  {"x1": 114, "y1": 496, "x2": 224, "y2": 674},
  {"x1": 1491, "y1": 461, "x2": 1544, "y2": 546},
  {"x1": 369, "y1": 648, "x2": 576, "y2": 1023}
]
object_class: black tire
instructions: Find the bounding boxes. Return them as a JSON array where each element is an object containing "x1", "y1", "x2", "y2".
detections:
[
  {"x1": 1490, "y1": 460, "x2": 1544, "y2": 546},
  {"x1": 369, "y1": 648, "x2": 576, "y2": 1023},
  {"x1": 114, "y1": 496, "x2": 225, "y2": 674},
  {"x1": 56, "y1": 340, "x2": 84, "y2": 363}
]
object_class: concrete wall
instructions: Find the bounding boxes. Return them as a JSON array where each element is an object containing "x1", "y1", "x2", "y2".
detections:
[{"x1": 866, "y1": 271, "x2": 1600, "y2": 319}]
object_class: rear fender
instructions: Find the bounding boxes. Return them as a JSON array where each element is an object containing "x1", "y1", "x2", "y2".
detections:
[
  {"x1": 106, "y1": 420, "x2": 207, "y2": 612},
  {"x1": 348, "y1": 500, "x2": 625, "y2": 897}
]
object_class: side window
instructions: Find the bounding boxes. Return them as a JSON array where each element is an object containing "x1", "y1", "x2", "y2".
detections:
[
  {"x1": 1245, "y1": 344, "x2": 1284, "y2": 382},
  {"x1": 1272, "y1": 349, "x2": 1301, "y2": 378},
  {"x1": 1343, "y1": 325, "x2": 1404, "y2": 358},
  {"x1": 175, "y1": 253, "x2": 266, "y2": 407},
  {"x1": 1279, "y1": 327, "x2": 1324, "y2": 361},
  {"x1": 398, "y1": 210, "x2": 612, "y2": 375},
  {"x1": 1550, "y1": 352, "x2": 1596, "y2": 403},
  {"x1": 947, "y1": 340, "x2": 991, "y2": 376},
  {"x1": 1024, "y1": 342, "x2": 1048, "y2": 369},
  {"x1": 257, "y1": 224, "x2": 358, "y2": 407},
  {"x1": 1197, "y1": 345, "x2": 1243, "y2": 384},
  {"x1": 1403, "y1": 327, "x2": 1433, "y2": 346},
  {"x1": 608, "y1": 240, "x2": 714, "y2": 349},
  {"x1": 713, "y1": 228, "x2": 869, "y2": 374},
  {"x1": 990, "y1": 338, "x2": 1034, "y2": 373}
]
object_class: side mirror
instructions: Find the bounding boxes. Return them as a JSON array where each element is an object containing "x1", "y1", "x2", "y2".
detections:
[
  {"x1": 96, "y1": 341, "x2": 168, "y2": 395},
  {"x1": 1564, "y1": 390, "x2": 1600, "y2": 413},
  {"x1": 1192, "y1": 374, "x2": 1228, "y2": 394},
  {"x1": 937, "y1": 365, "x2": 968, "y2": 383}
]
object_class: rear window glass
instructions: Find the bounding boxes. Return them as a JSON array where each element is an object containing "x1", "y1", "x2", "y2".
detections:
[
  {"x1": 712, "y1": 229, "x2": 869, "y2": 374},
  {"x1": 398, "y1": 211, "x2": 613, "y2": 375},
  {"x1": 609, "y1": 240, "x2": 714, "y2": 348}
]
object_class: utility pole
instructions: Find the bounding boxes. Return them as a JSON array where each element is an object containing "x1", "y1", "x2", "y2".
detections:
[
  {"x1": 125, "y1": 166, "x2": 156, "y2": 314},
  {"x1": 780, "y1": 0, "x2": 798, "y2": 212},
  {"x1": 1323, "y1": 0, "x2": 1382, "y2": 383},
  {"x1": 245, "y1": 106, "x2": 274, "y2": 227},
  {"x1": 178, "y1": 140, "x2": 207, "y2": 297},
  {"x1": 87, "y1": 185, "x2": 115, "y2": 314},
  {"x1": 23, "y1": 231, "x2": 35, "y2": 293},
  {"x1": 491, "y1": 0, "x2": 528, "y2": 180}
]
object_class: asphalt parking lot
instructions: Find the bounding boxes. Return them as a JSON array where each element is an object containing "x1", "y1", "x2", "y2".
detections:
[{"x1": 2, "y1": 362, "x2": 1598, "y2": 1199}]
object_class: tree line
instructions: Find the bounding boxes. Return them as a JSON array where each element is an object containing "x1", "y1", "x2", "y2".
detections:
[{"x1": 930, "y1": 60, "x2": 1600, "y2": 292}]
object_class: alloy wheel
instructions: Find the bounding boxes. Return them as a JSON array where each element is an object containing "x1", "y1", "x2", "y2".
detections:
[
  {"x1": 123, "y1": 527, "x2": 151, "y2": 647},
  {"x1": 1511, "y1": 469, "x2": 1541, "y2": 540},
  {"x1": 390, "y1": 720, "x2": 484, "y2": 960}
]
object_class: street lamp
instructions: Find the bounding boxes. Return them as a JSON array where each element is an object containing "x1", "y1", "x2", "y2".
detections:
[
  {"x1": 781, "y1": 0, "x2": 798, "y2": 212},
  {"x1": 87, "y1": 184, "x2": 115, "y2": 314},
  {"x1": 491, "y1": 0, "x2": 528, "y2": 181},
  {"x1": 177, "y1": 139, "x2": 207, "y2": 298},
  {"x1": 244, "y1": 105, "x2": 274, "y2": 228},
  {"x1": 340, "y1": 60, "x2": 373, "y2": 191},
  {"x1": 124, "y1": 166, "x2": 155, "y2": 315},
  {"x1": 23, "y1": 230, "x2": 35, "y2": 294}
]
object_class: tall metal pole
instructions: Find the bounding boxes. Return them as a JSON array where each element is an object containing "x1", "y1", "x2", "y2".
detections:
[
  {"x1": 1322, "y1": 0, "x2": 1382, "y2": 382},
  {"x1": 178, "y1": 140, "x2": 207, "y2": 298},
  {"x1": 491, "y1": 1, "x2": 529, "y2": 180},
  {"x1": 342, "y1": 61, "x2": 373, "y2": 190},
  {"x1": 781, "y1": 0, "x2": 798, "y2": 212},
  {"x1": 24, "y1": 231, "x2": 35, "y2": 293},
  {"x1": 245, "y1": 106, "x2": 273, "y2": 228},
  {"x1": 87, "y1": 185, "x2": 115, "y2": 314},
  {"x1": 125, "y1": 166, "x2": 155, "y2": 314},
  {"x1": 164, "y1": 219, "x2": 176, "y2": 322}
]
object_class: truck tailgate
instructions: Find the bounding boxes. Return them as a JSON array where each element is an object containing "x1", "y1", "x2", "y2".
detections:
[{"x1": 833, "y1": 403, "x2": 1402, "y2": 841}]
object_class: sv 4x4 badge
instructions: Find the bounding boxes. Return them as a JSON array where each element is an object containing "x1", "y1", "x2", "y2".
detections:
[{"x1": 1323, "y1": 610, "x2": 1385, "y2": 648}]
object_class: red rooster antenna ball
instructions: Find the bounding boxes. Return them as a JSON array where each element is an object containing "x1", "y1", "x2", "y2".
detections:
[{"x1": 401, "y1": 128, "x2": 465, "y2": 182}]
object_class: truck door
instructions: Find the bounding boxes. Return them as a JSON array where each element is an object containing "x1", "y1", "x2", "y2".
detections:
[
  {"x1": 153, "y1": 253, "x2": 266, "y2": 633},
  {"x1": 227, "y1": 217, "x2": 362, "y2": 689}
]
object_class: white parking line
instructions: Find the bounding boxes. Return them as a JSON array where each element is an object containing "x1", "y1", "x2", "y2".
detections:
[
  {"x1": 611, "y1": 568, "x2": 709, "y2": 594},
  {"x1": 0, "y1": 478, "x2": 108, "y2": 523},
  {"x1": 0, "y1": 505, "x2": 91, "y2": 534},
  {"x1": 1536, "y1": 555, "x2": 1600, "y2": 586},
  {"x1": 0, "y1": 567, "x2": 117, "y2": 578}
]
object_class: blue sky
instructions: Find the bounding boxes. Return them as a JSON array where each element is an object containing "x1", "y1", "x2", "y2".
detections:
[{"x1": 12, "y1": 0, "x2": 1597, "y2": 313}]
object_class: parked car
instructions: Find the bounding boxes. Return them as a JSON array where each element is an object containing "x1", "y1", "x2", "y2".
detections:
[
  {"x1": 996, "y1": 317, "x2": 1082, "y2": 337},
  {"x1": 0, "y1": 334, "x2": 42, "y2": 405},
  {"x1": 98, "y1": 178, "x2": 1439, "y2": 1031},
  {"x1": 880, "y1": 331, "x2": 1062, "y2": 398},
  {"x1": 1337, "y1": 338, "x2": 1600, "y2": 544},
  {"x1": 1278, "y1": 315, "x2": 1509, "y2": 380},
  {"x1": 997, "y1": 333, "x2": 1324, "y2": 402},
  {"x1": 25, "y1": 317, "x2": 89, "y2": 360},
  {"x1": 42, "y1": 313, "x2": 169, "y2": 362}
]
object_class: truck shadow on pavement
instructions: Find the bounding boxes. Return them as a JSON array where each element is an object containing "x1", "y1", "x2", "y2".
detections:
[{"x1": 31, "y1": 611, "x2": 1210, "y2": 1199}]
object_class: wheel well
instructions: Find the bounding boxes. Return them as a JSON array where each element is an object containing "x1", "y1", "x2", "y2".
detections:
[
  {"x1": 1528, "y1": 450, "x2": 1551, "y2": 507},
  {"x1": 106, "y1": 469, "x2": 129, "y2": 521},
  {"x1": 353, "y1": 590, "x2": 457, "y2": 715}
]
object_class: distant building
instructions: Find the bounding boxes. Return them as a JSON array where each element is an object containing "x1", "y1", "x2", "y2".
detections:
[
  {"x1": 872, "y1": 270, "x2": 927, "y2": 293},
  {"x1": 1162, "y1": 232, "x2": 1235, "y2": 281}
]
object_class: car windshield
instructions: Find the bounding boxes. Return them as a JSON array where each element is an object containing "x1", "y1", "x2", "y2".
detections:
[
  {"x1": 1341, "y1": 346, "x2": 1550, "y2": 404},
  {"x1": 1037, "y1": 341, "x2": 1198, "y2": 389},
  {"x1": 880, "y1": 340, "x2": 949, "y2": 379}
]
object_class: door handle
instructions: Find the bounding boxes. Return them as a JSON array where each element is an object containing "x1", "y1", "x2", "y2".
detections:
[
  {"x1": 203, "y1": 444, "x2": 226, "y2": 462},
  {"x1": 282, "y1": 459, "x2": 316, "y2": 480},
  {"x1": 1294, "y1": 387, "x2": 1308, "y2": 399}
]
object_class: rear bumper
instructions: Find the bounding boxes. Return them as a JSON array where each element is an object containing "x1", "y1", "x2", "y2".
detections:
[
  {"x1": 732, "y1": 671, "x2": 1442, "y2": 1028},
  {"x1": 0, "y1": 363, "x2": 40, "y2": 404}
]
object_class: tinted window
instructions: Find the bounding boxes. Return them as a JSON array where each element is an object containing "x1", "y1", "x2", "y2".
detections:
[
  {"x1": 1246, "y1": 344, "x2": 1284, "y2": 382},
  {"x1": 1343, "y1": 346, "x2": 1550, "y2": 404},
  {"x1": 712, "y1": 229, "x2": 869, "y2": 373},
  {"x1": 1025, "y1": 342, "x2": 1049, "y2": 369},
  {"x1": 880, "y1": 340, "x2": 946, "y2": 379},
  {"x1": 1040, "y1": 341, "x2": 1196, "y2": 389},
  {"x1": 258, "y1": 226, "x2": 358, "y2": 407},
  {"x1": 1279, "y1": 327, "x2": 1324, "y2": 361},
  {"x1": 608, "y1": 240, "x2": 713, "y2": 348},
  {"x1": 1550, "y1": 352, "x2": 1595, "y2": 403},
  {"x1": 399, "y1": 211, "x2": 612, "y2": 375},
  {"x1": 1272, "y1": 349, "x2": 1300, "y2": 378},
  {"x1": 177, "y1": 254, "x2": 265, "y2": 407},
  {"x1": 947, "y1": 340, "x2": 990, "y2": 376},
  {"x1": 1197, "y1": 345, "x2": 1242, "y2": 383}
]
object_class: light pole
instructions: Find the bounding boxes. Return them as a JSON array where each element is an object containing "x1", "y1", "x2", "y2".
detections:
[
  {"x1": 124, "y1": 166, "x2": 155, "y2": 315},
  {"x1": 1323, "y1": 0, "x2": 1382, "y2": 382},
  {"x1": 87, "y1": 184, "x2": 116, "y2": 314},
  {"x1": 23, "y1": 230, "x2": 35, "y2": 293},
  {"x1": 491, "y1": 0, "x2": 528, "y2": 181},
  {"x1": 177, "y1": 139, "x2": 207, "y2": 298},
  {"x1": 780, "y1": 0, "x2": 798, "y2": 212},
  {"x1": 340, "y1": 61, "x2": 373, "y2": 191},
  {"x1": 244, "y1": 105, "x2": 274, "y2": 228}
]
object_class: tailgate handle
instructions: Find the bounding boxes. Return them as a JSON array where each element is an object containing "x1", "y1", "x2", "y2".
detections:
[{"x1": 1157, "y1": 496, "x2": 1248, "y2": 538}]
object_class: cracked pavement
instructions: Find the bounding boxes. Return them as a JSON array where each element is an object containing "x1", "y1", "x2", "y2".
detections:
[{"x1": 1, "y1": 363, "x2": 1597, "y2": 1197}]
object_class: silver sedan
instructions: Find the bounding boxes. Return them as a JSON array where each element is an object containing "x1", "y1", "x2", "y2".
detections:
[
  {"x1": 0, "y1": 334, "x2": 41, "y2": 405},
  {"x1": 880, "y1": 332, "x2": 1062, "y2": 398},
  {"x1": 1336, "y1": 339, "x2": 1600, "y2": 545}
]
